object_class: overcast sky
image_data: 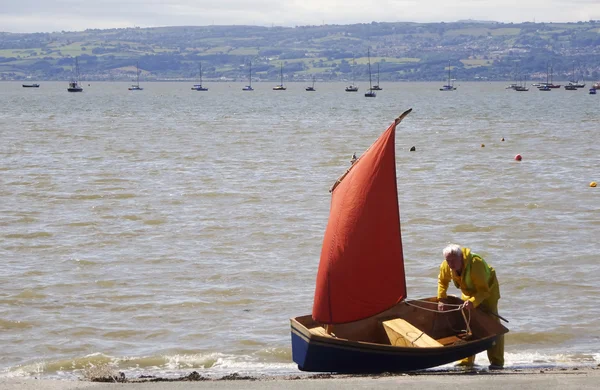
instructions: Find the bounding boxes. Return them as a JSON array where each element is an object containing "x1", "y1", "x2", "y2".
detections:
[{"x1": 1, "y1": 0, "x2": 600, "y2": 33}]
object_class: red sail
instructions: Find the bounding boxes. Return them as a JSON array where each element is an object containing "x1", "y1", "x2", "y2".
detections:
[{"x1": 312, "y1": 119, "x2": 407, "y2": 325}]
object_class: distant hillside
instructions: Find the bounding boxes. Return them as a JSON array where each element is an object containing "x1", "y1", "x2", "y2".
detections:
[{"x1": 1, "y1": 21, "x2": 600, "y2": 82}]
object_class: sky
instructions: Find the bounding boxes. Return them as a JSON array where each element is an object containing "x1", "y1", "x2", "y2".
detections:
[{"x1": 1, "y1": 0, "x2": 600, "y2": 33}]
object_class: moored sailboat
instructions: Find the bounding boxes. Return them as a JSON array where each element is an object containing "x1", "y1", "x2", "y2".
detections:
[
  {"x1": 305, "y1": 76, "x2": 316, "y2": 91},
  {"x1": 191, "y1": 62, "x2": 208, "y2": 91},
  {"x1": 371, "y1": 63, "x2": 382, "y2": 90},
  {"x1": 273, "y1": 63, "x2": 286, "y2": 90},
  {"x1": 364, "y1": 49, "x2": 376, "y2": 97},
  {"x1": 345, "y1": 56, "x2": 358, "y2": 92},
  {"x1": 440, "y1": 60, "x2": 456, "y2": 91},
  {"x1": 67, "y1": 57, "x2": 83, "y2": 92},
  {"x1": 128, "y1": 61, "x2": 143, "y2": 91},
  {"x1": 290, "y1": 109, "x2": 508, "y2": 373},
  {"x1": 242, "y1": 60, "x2": 254, "y2": 91}
]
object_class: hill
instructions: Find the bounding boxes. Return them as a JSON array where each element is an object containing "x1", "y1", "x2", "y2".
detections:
[{"x1": 1, "y1": 21, "x2": 600, "y2": 82}]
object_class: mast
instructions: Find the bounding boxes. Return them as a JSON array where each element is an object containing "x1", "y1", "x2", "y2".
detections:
[
  {"x1": 368, "y1": 49, "x2": 373, "y2": 90},
  {"x1": 199, "y1": 62, "x2": 203, "y2": 85},
  {"x1": 249, "y1": 61, "x2": 252, "y2": 87},
  {"x1": 280, "y1": 62, "x2": 283, "y2": 87}
]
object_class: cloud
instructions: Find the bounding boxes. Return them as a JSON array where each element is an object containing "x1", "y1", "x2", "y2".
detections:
[{"x1": 1, "y1": 0, "x2": 600, "y2": 33}]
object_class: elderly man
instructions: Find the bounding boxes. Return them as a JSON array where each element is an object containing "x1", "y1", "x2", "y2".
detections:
[{"x1": 437, "y1": 244, "x2": 504, "y2": 369}]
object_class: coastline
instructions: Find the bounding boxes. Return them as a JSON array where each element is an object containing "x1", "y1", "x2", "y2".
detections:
[{"x1": 1, "y1": 367, "x2": 599, "y2": 390}]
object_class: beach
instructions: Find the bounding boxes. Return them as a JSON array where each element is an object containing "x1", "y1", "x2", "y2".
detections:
[{"x1": 1, "y1": 367, "x2": 599, "y2": 389}]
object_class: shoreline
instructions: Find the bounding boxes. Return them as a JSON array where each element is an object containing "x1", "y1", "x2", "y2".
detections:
[{"x1": 1, "y1": 366, "x2": 599, "y2": 389}]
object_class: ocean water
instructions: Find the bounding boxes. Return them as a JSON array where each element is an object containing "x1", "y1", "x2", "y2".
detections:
[{"x1": 1, "y1": 81, "x2": 599, "y2": 379}]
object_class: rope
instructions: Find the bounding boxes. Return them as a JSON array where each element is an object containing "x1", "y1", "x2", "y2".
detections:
[{"x1": 403, "y1": 300, "x2": 472, "y2": 337}]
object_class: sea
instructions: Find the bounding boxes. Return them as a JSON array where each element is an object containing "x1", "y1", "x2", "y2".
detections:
[{"x1": 1, "y1": 81, "x2": 599, "y2": 380}]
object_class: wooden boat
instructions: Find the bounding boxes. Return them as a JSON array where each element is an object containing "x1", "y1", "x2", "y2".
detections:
[
  {"x1": 290, "y1": 109, "x2": 508, "y2": 373},
  {"x1": 67, "y1": 57, "x2": 83, "y2": 92},
  {"x1": 191, "y1": 62, "x2": 208, "y2": 91},
  {"x1": 128, "y1": 61, "x2": 143, "y2": 91}
]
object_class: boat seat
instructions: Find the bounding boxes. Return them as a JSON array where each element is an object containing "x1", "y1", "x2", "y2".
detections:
[
  {"x1": 308, "y1": 326, "x2": 332, "y2": 337},
  {"x1": 382, "y1": 319, "x2": 443, "y2": 348}
]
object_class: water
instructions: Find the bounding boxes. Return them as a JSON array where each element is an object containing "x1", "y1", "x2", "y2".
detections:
[{"x1": 1, "y1": 81, "x2": 599, "y2": 379}]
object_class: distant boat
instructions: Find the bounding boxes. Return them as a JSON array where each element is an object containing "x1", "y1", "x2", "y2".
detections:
[
  {"x1": 593, "y1": 81, "x2": 600, "y2": 90},
  {"x1": 273, "y1": 63, "x2": 286, "y2": 90},
  {"x1": 67, "y1": 57, "x2": 83, "y2": 92},
  {"x1": 242, "y1": 60, "x2": 254, "y2": 91},
  {"x1": 440, "y1": 60, "x2": 456, "y2": 91},
  {"x1": 365, "y1": 49, "x2": 376, "y2": 98},
  {"x1": 371, "y1": 63, "x2": 382, "y2": 90},
  {"x1": 590, "y1": 88, "x2": 597, "y2": 95},
  {"x1": 345, "y1": 56, "x2": 358, "y2": 92},
  {"x1": 565, "y1": 61, "x2": 585, "y2": 89},
  {"x1": 538, "y1": 62, "x2": 552, "y2": 91},
  {"x1": 128, "y1": 61, "x2": 143, "y2": 91},
  {"x1": 305, "y1": 76, "x2": 316, "y2": 91},
  {"x1": 191, "y1": 62, "x2": 208, "y2": 91},
  {"x1": 22, "y1": 83, "x2": 40, "y2": 88}
]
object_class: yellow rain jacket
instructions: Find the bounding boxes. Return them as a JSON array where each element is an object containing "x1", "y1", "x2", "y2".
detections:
[{"x1": 437, "y1": 247, "x2": 500, "y2": 308}]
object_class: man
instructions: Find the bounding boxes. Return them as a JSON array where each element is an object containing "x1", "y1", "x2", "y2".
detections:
[{"x1": 437, "y1": 244, "x2": 504, "y2": 369}]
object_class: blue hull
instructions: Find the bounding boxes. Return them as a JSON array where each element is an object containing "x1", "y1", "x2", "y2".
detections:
[{"x1": 291, "y1": 323, "x2": 498, "y2": 373}]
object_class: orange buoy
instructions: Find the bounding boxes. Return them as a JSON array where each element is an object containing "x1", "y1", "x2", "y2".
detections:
[
  {"x1": 515, "y1": 154, "x2": 522, "y2": 161},
  {"x1": 481, "y1": 144, "x2": 485, "y2": 147},
  {"x1": 591, "y1": 182, "x2": 597, "y2": 188}
]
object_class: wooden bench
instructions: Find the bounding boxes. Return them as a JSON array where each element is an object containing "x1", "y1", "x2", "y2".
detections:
[{"x1": 382, "y1": 318, "x2": 443, "y2": 348}]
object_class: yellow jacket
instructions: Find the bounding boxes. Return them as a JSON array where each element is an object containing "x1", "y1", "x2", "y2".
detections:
[{"x1": 437, "y1": 247, "x2": 500, "y2": 307}]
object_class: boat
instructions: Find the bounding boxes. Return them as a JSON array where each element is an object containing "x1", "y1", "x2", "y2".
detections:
[
  {"x1": 290, "y1": 109, "x2": 509, "y2": 373},
  {"x1": 273, "y1": 63, "x2": 286, "y2": 90},
  {"x1": 191, "y1": 62, "x2": 208, "y2": 91},
  {"x1": 590, "y1": 88, "x2": 597, "y2": 95},
  {"x1": 22, "y1": 83, "x2": 40, "y2": 88},
  {"x1": 305, "y1": 76, "x2": 316, "y2": 91},
  {"x1": 440, "y1": 60, "x2": 456, "y2": 91},
  {"x1": 593, "y1": 82, "x2": 600, "y2": 90},
  {"x1": 242, "y1": 61, "x2": 254, "y2": 91},
  {"x1": 538, "y1": 63, "x2": 552, "y2": 91},
  {"x1": 67, "y1": 57, "x2": 83, "y2": 92},
  {"x1": 345, "y1": 56, "x2": 358, "y2": 92},
  {"x1": 128, "y1": 62, "x2": 143, "y2": 91},
  {"x1": 364, "y1": 49, "x2": 376, "y2": 98},
  {"x1": 565, "y1": 62, "x2": 585, "y2": 89},
  {"x1": 371, "y1": 63, "x2": 382, "y2": 90}
]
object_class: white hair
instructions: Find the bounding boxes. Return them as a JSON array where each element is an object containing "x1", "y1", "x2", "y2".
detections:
[{"x1": 443, "y1": 244, "x2": 462, "y2": 259}]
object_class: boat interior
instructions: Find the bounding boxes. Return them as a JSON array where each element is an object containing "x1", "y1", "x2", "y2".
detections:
[{"x1": 293, "y1": 296, "x2": 507, "y2": 348}]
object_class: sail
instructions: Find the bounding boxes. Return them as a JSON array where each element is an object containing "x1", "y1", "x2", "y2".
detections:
[{"x1": 312, "y1": 114, "x2": 409, "y2": 325}]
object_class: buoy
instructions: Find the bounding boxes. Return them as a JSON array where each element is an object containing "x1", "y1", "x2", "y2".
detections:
[
  {"x1": 410, "y1": 146, "x2": 416, "y2": 152},
  {"x1": 591, "y1": 182, "x2": 597, "y2": 188},
  {"x1": 481, "y1": 144, "x2": 485, "y2": 147},
  {"x1": 501, "y1": 137, "x2": 505, "y2": 141},
  {"x1": 514, "y1": 154, "x2": 522, "y2": 161}
]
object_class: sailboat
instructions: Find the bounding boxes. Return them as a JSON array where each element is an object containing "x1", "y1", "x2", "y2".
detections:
[
  {"x1": 290, "y1": 109, "x2": 508, "y2": 373},
  {"x1": 305, "y1": 76, "x2": 316, "y2": 91},
  {"x1": 67, "y1": 57, "x2": 83, "y2": 92},
  {"x1": 565, "y1": 61, "x2": 585, "y2": 89},
  {"x1": 242, "y1": 60, "x2": 254, "y2": 91},
  {"x1": 440, "y1": 60, "x2": 456, "y2": 91},
  {"x1": 345, "y1": 56, "x2": 358, "y2": 92},
  {"x1": 273, "y1": 63, "x2": 286, "y2": 90},
  {"x1": 371, "y1": 62, "x2": 382, "y2": 90},
  {"x1": 538, "y1": 62, "x2": 552, "y2": 91},
  {"x1": 365, "y1": 49, "x2": 376, "y2": 98},
  {"x1": 128, "y1": 61, "x2": 143, "y2": 91},
  {"x1": 191, "y1": 62, "x2": 208, "y2": 91}
]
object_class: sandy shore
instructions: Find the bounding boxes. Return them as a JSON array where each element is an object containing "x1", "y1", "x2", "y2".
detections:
[{"x1": 1, "y1": 367, "x2": 599, "y2": 390}]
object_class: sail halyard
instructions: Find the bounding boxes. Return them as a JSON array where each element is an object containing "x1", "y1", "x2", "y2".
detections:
[{"x1": 312, "y1": 114, "x2": 410, "y2": 325}]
